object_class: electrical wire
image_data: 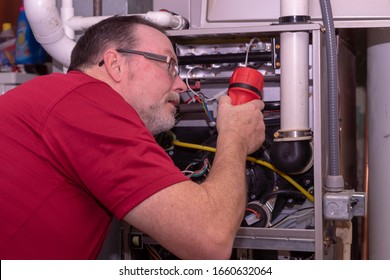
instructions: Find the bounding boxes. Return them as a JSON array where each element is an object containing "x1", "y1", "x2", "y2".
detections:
[
  {"x1": 244, "y1": 37, "x2": 260, "y2": 67},
  {"x1": 184, "y1": 67, "x2": 216, "y2": 125},
  {"x1": 184, "y1": 66, "x2": 203, "y2": 103},
  {"x1": 184, "y1": 66, "x2": 224, "y2": 102},
  {"x1": 182, "y1": 159, "x2": 210, "y2": 178},
  {"x1": 172, "y1": 139, "x2": 314, "y2": 202},
  {"x1": 198, "y1": 94, "x2": 216, "y2": 126},
  {"x1": 205, "y1": 89, "x2": 228, "y2": 102},
  {"x1": 269, "y1": 207, "x2": 314, "y2": 228}
]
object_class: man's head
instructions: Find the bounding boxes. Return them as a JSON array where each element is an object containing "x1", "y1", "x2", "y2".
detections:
[
  {"x1": 69, "y1": 16, "x2": 166, "y2": 71},
  {"x1": 69, "y1": 16, "x2": 187, "y2": 135}
]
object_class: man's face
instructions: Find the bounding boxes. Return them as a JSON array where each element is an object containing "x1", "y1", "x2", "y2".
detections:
[{"x1": 119, "y1": 25, "x2": 187, "y2": 135}]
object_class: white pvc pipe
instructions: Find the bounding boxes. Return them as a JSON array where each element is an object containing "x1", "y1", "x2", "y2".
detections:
[
  {"x1": 24, "y1": 0, "x2": 75, "y2": 67},
  {"x1": 61, "y1": 0, "x2": 75, "y2": 39},
  {"x1": 66, "y1": 16, "x2": 110, "y2": 31},
  {"x1": 279, "y1": 0, "x2": 310, "y2": 131},
  {"x1": 65, "y1": 12, "x2": 188, "y2": 32},
  {"x1": 280, "y1": 32, "x2": 310, "y2": 130},
  {"x1": 24, "y1": 0, "x2": 188, "y2": 68},
  {"x1": 281, "y1": 0, "x2": 309, "y2": 17}
]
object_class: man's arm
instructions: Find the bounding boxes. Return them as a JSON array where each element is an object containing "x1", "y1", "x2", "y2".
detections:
[{"x1": 124, "y1": 96, "x2": 265, "y2": 259}]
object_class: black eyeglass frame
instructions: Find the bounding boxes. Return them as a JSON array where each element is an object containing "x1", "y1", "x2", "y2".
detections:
[{"x1": 98, "y1": 48, "x2": 179, "y2": 79}]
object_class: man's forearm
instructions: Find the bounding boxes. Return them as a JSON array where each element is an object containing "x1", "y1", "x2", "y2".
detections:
[{"x1": 201, "y1": 136, "x2": 249, "y2": 234}]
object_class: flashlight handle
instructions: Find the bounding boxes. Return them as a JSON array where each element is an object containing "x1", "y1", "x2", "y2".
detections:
[{"x1": 228, "y1": 88, "x2": 261, "y2": 105}]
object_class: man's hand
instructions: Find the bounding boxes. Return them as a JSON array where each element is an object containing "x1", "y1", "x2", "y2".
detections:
[{"x1": 216, "y1": 95, "x2": 265, "y2": 155}]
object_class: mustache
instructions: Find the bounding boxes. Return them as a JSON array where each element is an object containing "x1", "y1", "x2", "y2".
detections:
[{"x1": 165, "y1": 92, "x2": 180, "y2": 106}]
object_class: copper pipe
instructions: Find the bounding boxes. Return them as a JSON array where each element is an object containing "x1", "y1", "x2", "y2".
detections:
[{"x1": 361, "y1": 88, "x2": 369, "y2": 260}]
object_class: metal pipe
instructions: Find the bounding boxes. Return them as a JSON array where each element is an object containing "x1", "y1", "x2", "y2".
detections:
[{"x1": 93, "y1": 0, "x2": 103, "y2": 17}]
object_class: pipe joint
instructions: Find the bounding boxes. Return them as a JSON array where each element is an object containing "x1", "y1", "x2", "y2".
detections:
[
  {"x1": 33, "y1": 25, "x2": 65, "y2": 45},
  {"x1": 325, "y1": 175, "x2": 344, "y2": 192}
]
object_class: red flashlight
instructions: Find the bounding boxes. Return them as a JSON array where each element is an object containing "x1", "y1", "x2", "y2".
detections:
[{"x1": 228, "y1": 67, "x2": 264, "y2": 105}]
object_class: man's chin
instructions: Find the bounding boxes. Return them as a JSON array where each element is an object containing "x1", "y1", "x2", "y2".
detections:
[{"x1": 149, "y1": 117, "x2": 176, "y2": 136}]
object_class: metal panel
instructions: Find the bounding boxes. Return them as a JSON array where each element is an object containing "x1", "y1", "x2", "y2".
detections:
[
  {"x1": 148, "y1": 0, "x2": 390, "y2": 29},
  {"x1": 70, "y1": 0, "x2": 128, "y2": 17},
  {"x1": 204, "y1": 0, "x2": 390, "y2": 22},
  {"x1": 234, "y1": 228, "x2": 315, "y2": 252}
]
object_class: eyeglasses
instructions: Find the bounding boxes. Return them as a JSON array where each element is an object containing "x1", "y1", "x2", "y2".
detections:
[{"x1": 98, "y1": 49, "x2": 179, "y2": 80}]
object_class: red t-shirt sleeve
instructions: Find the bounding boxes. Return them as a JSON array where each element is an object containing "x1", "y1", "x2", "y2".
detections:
[{"x1": 42, "y1": 81, "x2": 188, "y2": 220}]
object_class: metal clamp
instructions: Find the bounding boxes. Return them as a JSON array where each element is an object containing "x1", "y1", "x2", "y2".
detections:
[{"x1": 274, "y1": 129, "x2": 313, "y2": 141}]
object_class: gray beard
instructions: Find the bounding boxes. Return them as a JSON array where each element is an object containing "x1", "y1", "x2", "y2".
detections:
[{"x1": 138, "y1": 104, "x2": 177, "y2": 135}]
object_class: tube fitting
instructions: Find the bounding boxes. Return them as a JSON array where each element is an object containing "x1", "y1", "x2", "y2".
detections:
[{"x1": 270, "y1": 140, "x2": 313, "y2": 174}]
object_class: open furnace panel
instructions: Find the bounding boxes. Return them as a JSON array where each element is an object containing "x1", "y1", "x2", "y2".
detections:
[{"x1": 127, "y1": 23, "x2": 334, "y2": 260}]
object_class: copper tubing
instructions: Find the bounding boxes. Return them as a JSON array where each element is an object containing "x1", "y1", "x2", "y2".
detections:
[{"x1": 361, "y1": 90, "x2": 369, "y2": 260}]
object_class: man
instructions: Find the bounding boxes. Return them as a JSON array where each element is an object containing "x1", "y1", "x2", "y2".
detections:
[{"x1": 0, "y1": 16, "x2": 265, "y2": 259}]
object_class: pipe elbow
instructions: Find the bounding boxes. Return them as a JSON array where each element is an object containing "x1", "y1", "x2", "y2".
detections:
[
  {"x1": 270, "y1": 140, "x2": 313, "y2": 174},
  {"x1": 25, "y1": 0, "x2": 63, "y2": 39},
  {"x1": 24, "y1": 0, "x2": 75, "y2": 67}
]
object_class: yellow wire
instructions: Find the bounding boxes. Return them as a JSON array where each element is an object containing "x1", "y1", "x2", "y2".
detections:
[{"x1": 172, "y1": 140, "x2": 314, "y2": 202}]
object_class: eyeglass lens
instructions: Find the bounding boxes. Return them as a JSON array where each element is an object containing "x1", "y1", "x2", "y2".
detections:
[{"x1": 168, "y1": 59, "x2": 179, "y2": 79}]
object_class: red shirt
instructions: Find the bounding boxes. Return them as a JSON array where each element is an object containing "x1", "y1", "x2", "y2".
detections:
[{"x1": 0, "y1": 71, "x2": 188, "y2": 259}]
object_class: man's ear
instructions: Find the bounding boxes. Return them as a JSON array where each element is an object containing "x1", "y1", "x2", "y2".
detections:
[{"x1": 102, "y1": 49, "x2": 123, "y2": 82}]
